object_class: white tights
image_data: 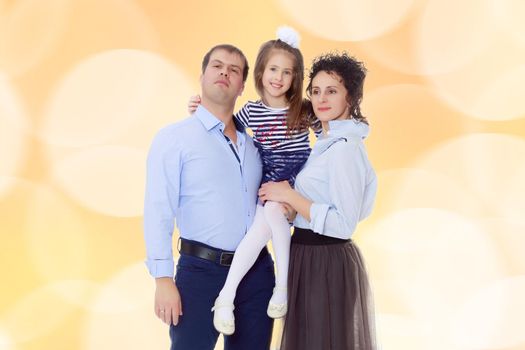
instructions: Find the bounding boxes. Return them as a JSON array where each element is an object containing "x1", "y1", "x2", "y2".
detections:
[{"x1": 216, "y1": 202, "x2": 290, "y2": 314}]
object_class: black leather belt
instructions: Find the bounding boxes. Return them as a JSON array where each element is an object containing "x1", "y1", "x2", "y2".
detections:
[{"x1": 179, "y1": 238, "x2": 269, "y2": 267}]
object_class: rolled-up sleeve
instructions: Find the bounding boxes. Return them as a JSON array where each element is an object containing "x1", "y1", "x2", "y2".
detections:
[
  {"x1": 143, "y1": 130, "x2": 181, "y2": 278},
  {"x1": 309, "y1": 203, "x2": 330, "y2": 234},
  {"x1": 308, "y1": 141, "x2": 367, "y2": 239}
]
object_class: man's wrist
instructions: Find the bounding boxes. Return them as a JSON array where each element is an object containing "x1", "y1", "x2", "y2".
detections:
[{"x1": 155, "y1": 277, "x2": 174, "y2": 286}]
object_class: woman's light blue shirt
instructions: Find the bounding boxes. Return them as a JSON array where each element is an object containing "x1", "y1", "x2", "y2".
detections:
[{"x1": 293, "y1": 120, "x2": 377, "y2": 239}]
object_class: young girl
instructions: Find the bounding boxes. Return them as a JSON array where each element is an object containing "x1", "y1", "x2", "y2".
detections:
[
  {"x1": 189, "y1": 27, "x2": 319, "y2": 335},
  {"x1": 259, "y1": 52, "x2": 378, "y2": 349}
]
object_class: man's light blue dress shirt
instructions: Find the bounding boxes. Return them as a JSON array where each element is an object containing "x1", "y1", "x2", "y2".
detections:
[{"x1": 144, "y1": 105, "x2": 262, "y2": 278}]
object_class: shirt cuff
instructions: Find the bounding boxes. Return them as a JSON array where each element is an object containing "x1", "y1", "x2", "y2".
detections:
[
  {"x1": 145, "y1": 259, "x2": 174, "y2": 278},
  {"x1": 309, "y1": 203, "x2": 330, "y2": 234}
]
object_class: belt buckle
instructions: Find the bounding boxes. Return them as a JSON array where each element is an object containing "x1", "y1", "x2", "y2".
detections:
[{"x1": 219, "y1": 252, "x2": 234, "y2": 266}]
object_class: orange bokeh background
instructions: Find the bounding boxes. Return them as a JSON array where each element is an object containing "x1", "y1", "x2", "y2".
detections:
[{"x1": 1, "y1": 0, "x2": 524, "y2": 349}]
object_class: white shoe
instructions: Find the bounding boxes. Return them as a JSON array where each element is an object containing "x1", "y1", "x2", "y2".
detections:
[
  {"x1": 211, "y1": 298, "x2": 235, "y2": 335},
  {"x1": 267, "y1": 286, "x2": 287, "y2": 319}
]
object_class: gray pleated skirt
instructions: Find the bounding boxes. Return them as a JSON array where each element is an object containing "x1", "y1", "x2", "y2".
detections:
[{"x1": 280, "y1": 227, "x2": 377, "y2": 350}]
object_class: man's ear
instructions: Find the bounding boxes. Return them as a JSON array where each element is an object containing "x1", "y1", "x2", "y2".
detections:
[{"x1": 238, "y1": 82, "x2": 245, "y2": 97}]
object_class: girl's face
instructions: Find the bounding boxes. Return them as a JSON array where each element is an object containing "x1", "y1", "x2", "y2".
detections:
[
  {"x1": 310, "y1": 70, "x2": 350, "y2": 123},
  {"x1": 261, "y1": 50, "x2": 294, "y2": 103}
]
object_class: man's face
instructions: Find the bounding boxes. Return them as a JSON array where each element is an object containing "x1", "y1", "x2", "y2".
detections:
[{"x1": 201, "y1": 49, "x2": 245, "y2": 105}]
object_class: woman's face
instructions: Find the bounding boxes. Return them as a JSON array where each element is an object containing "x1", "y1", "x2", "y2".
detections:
[{"x1": 310, "y1": 70, "x2": 350, "y2": 123}]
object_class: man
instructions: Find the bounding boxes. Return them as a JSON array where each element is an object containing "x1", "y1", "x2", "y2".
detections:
[{"x1": 144, "y1": 44, "x2": 274, "y2": 350}]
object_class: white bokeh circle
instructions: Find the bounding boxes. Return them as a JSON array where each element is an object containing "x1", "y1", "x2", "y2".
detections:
[
  {"x1": 277, "y1": 0, "x2": 417, "y2": 41},
  {"x1": 83, "y1": 262, "x2": 169, "y2": 349},
  {"x1": 374, "y1": 313, "x2": 437, "y2": 350},
  {"x1": 372, "y1": 168, "x2": 484, "y2": 219},
  {"x1": 358, "y1": 0, "x2": 496, "y2": 76},
  {"x1": 0, "y1": 73, "x2": 29, "y2": 198},
  {"x1": 480, "y1": 218, "x2": 525, "y2": 276},
  {"x1": 0, "y1": 0, "x2": 71, "y2": 76},
  {"x1": 360, "y1": 208, "x2": 505, "y2": 350},
  {"x1": 88, "y1": 262, "x2": 152, "y2": 314},
  {"x1": 414, "y1": 0, "x2": 494, "y2": 75},
  {"x1": 466, "y1": 64, "x2": 525, "y2": 121},
  {"x1": 419, "y1": 8, "x2": 525, "y2": 122},
  {"x1": 23, "y1": 185, "x2": 91, "y2": 281},
  {"x1": 69, "y1": 0, "x2": 160, "y2": 50},
  {"x1": 362, "y1": 84, "x2": 467, "y2": 169},
  {"x1": 40, "y1": 49, "x2": 195, "y2": 147},
  {"x1": 51, "y1": 145, "x2": 147, "y2": 217},
  {"x1": 451, "y1": 276, "x2": 525, "y2": 349},
  {"x1": 0, "y1": 280, "x2": 95, "y2": 344},
  {"x1": 490, "y1": 0, "x2": 525, "y2": 48},
  {"x1": 428, "y1": 58, "x2": 525, "y2": 121},
  {"x1": 499, "y1": 162, "x2": 525, "y2": 221},
  {"x1": 413, "y1": 133, "x2": 525, "y2": 205},
  {"x1": 361, "y1": 133, "x2": 525, "y2": 349},
  {"x1": 0, "y1": 327, "x2": 13, "y2": 350}
]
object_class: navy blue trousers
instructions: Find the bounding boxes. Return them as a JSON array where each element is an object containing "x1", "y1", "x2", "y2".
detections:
[{"x1": 170, "y1": 250, "x2": 275, "y2": 350}]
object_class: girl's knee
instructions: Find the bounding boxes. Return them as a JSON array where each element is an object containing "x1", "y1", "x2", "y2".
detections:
[{"x1": 264, "y1": 201, "x2": 283, "y2": 215}]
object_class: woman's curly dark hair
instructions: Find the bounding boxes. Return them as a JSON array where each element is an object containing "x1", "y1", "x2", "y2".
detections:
[{"x1": 306, "y1": 52, "x2": 368, "y2": 124}]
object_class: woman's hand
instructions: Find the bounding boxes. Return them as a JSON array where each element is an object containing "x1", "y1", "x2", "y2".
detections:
[
  {"x1": 188, "y1": 94, "x2": 201, "y2": 113},
  {"x1": 261, "y1": 181, "x2": 313, "y2": 222},
  {"x1": 259, "y1": 181, "x2": 293, "y2": 203}
]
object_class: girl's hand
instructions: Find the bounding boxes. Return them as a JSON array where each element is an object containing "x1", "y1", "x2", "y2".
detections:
[
  {"x1": 188, "y1": 94, "x2": 201, "y2": 113},
  {"x1": 281, "y1": 203, "x2": 297, "y2": 223},
  {"x1": 259, "y1": 181, "x2": 292, "y2": 203}
]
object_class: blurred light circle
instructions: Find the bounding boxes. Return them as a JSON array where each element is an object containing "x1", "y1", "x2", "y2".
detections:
[
  {"x1": 413, "y1": 133, "x2": 525, "y2": 204},
  {"x1": 0, "y1": 327, "x2": 13, "y2": 350},
  {"x1": 362, "y1": 84, "x2": 466, "y2": 169},
  {"x1": 490, "y1": 0, "x2": 525, "y2": 48},
  {"x1": 51, "y1": 145, "x2": 146, "y2": 217},
  {"x1": 451, "y1": 276, "x2": 525, "y2": 349},
  {"x1": 0, "y1": 0, "x2": 71, "y2": 76},
  {"x1": 40, "y1": 50, "x2": 194, "y2": 147},
  {"x1": 83, "y1": 263, "x2": 169, "y2": 349},
  {"x1": 277, "y1": 0, "x2": 416, "y2": 41},
  {"x1": 24, "y1": 186, "x2": 91, "y2": 281},
  {"x1": 414, "y1": 0, "x2": 494, "y2": 74},
  {"x1": 0, "y1": 73, "x2": 29, "y2": 198},
  {"x1": 1, "y1": 281, "x2": 94, "y2": 343}
]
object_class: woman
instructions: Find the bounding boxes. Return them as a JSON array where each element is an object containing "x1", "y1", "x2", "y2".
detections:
[{"x1": 259, "y1": 52, "x2": 378, "y2": 350}]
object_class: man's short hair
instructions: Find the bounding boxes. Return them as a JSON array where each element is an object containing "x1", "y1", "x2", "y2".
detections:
[{"x1": 201, "y1": 44, "x2": 249, "y2": 82}]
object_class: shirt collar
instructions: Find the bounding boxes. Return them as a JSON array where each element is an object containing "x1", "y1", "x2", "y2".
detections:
[
  {"x1": 195, "y1": 105, "x2": 245, "y2": 133},
  {"x1": 325, "y1": 119, "x2": 369, "y2": 139},
  {"x1": 313, "y1": 119, "x2": 369, "y2": 155}
]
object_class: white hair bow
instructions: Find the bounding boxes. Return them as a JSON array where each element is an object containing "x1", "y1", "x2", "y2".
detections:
[{"x1": 276, "y1": 26, "x2": 300, "y2": 49}]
